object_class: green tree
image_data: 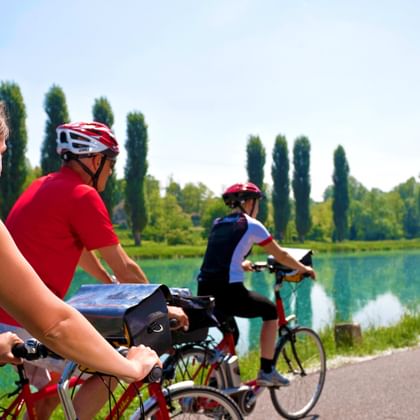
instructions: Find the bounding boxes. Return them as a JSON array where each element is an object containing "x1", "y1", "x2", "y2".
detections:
[
  {"x1": 292, "y1": 136, "x2": 312, "y2": 242},
  {"x1": 41, "y1": 85, "x2": 69, "y2": 175},
  {"x1": 92, "y1": 97, "x2": 117, "y2": 218},
  {"x1": 332, "y1": 145, "x2": 350, "y2": 241},
  {"x1": 124, "y1": 112, "x2": 148, "y2": 245},
  {"x1": 351, "y1": 189, "x2": 403, "y2": 240},
  {"x1": 308, "y1": 200, "x2": 333, "y2": 241},
  {"x1": 201, "y1": 197, "x2": 227, "y2": 238},
  {"x1": 0, "y1": 82, "x2": 28, "y2": 218},
  {"x1": 162, "y1": 194, "x2": 194, "y2": 245},
  {"x1": 166, "y1": 177, "x2": 182, "y2": 204},
  {"x1": 143, "y1": 175, "x2": 165, "y2": 242},
  {"x1": 347, "y1": 176, "x2": 368, "y2": 239},
  {"x1": 271, "y1": 134, "x2": 290, "y2": 240},
  {"x1": 180, "y1": 182, "x2": 213, "y2": 215},
  {"x1": 246, "y1": 135, "x2": 268, "y2": 223},
  {"x1": 394, "y1": 177, "x2": 420, "y2": 238},
  {"x1": 23, "y1": 160, "x2": 42, "y2": 191}
]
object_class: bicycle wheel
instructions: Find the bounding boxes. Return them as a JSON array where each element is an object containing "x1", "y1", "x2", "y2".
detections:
[
  {"x1": 137, "y1": 384, "x2": 243, "y2": 419},
  {"x1": 270, "y1": 327, "x2": 326, "y2": 419},
  {"x1": 169, "y1": 345, "x2": 226, "y2": 388}
]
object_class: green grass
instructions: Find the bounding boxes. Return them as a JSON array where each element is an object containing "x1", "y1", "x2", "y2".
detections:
[
  {"x1": 116, "y1": 229, "x2": 420, "y2": 259},
  {"x1": 239, "y1": 312, "x2": 420, "y2": 381}
]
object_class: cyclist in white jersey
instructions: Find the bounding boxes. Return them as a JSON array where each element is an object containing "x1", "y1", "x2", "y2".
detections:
[{"x1": 198, "y1": 182, "x2": 316, "y2": 387}]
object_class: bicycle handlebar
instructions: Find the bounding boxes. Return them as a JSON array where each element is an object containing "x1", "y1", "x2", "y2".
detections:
[
  {"x1": 12, "y1": 339, "x2": 162, "y2": 383},
  {"x1": 12, "y1": 338, "x2": 51, "y2": 360},
  {"x1": 251, "y1": 257, "x2": 312, "y2": 282}
]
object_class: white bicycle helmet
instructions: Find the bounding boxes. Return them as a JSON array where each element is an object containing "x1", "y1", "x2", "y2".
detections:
[
  {"x1": 56, "y1": 121, "x2": 119, "y2": 190},
  {"x1": 56, "y1": 121, "x2": 119, "y2": 159}
]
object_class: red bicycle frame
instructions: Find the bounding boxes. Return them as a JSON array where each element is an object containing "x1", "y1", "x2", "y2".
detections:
[{"x1": 0, "y1": 366, "x2": 81, "y2": 420}]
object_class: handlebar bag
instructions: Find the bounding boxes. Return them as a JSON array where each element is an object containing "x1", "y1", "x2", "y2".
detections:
[
  {"x1": 268, "y1": 248, "x2": 313, "y2": 272},
  {"x1": 169, "y1": 287, "x2": 219, "y2": 345},
  {"x1": 67, "y1": 283, "x2": 171, "y2": 355}
]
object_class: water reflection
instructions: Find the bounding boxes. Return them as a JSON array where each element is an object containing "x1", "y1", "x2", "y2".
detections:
[
  {"x1": 353, "y1": 292, "x2": 405, "y2": 329},
  {"x1": 311, "y1": 283, "x2": 334, "y2": 331}
]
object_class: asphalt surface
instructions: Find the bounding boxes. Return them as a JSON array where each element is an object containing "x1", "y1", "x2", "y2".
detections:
[{"x1": 247, "y1": 346, "x2": 420, "y2": 420}]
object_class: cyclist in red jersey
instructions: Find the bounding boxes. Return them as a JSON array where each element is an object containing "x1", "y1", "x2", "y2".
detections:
[
  {"x1": 0, "y1": 120, "x2": 186, "y2": 419},
  {"x1": 198, "y1": 182, "x2": 316, "y2": 387},
  {"x1": 0, "y1": 102, "x2": 160, "y2": 383}
]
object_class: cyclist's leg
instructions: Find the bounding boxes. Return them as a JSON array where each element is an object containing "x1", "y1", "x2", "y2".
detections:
[
  {"x1": 222, "y1": 285, "x2": 278, "y2": 356},
  {"x1": 260, "y1": 319, "x2": 278, "y2": 359},
  {"x1": 218, "y1": 285, "x2": 289, "y2": 386},
  {"x1": 73, "y1": 375, "x2": 118, "y2": 420}
]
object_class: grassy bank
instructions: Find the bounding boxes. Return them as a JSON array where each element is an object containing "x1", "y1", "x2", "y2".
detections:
[
  {"x1": 239, "y1": 312, "x2": 420, "y2": 380},
  {"x1": 118, "y1": 234, "x2": 420, "y2": 259}
]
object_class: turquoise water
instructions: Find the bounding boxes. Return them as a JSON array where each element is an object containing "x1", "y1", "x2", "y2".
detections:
[
  {"x1": 68, "y1": 249, "x2": 420, "y2": 353},
  {"x1": 1, "y1": 250, "x2": 419, "y2": 390}
]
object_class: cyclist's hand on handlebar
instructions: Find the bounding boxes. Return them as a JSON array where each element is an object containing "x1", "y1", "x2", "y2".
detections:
[
  {"x1": 125, "y1": 344, "x2": 162, "y2": 383},
  {"x1": 241, "y1": 259, "x2": 254, "y2": 272},
  {"x1": 0, "y1": 332, "x2": 23, "y2": 365},
  {"x1": 300, "y1": 265, "x2": 316, "y2": 280},
  {"x1": 167, "y1": 305, "x2": 189, "y2": 331}
]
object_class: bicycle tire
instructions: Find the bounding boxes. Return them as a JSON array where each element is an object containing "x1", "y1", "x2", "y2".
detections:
[
  {"x1": 167, "y1": 345, "x2": 226, "y2": 388},
  {"x1": 133, "y1": 384, "x2": 243, "y2": 419},
  {"x1": 269, "y1": 327, "x2": 326, "y2": 419}
]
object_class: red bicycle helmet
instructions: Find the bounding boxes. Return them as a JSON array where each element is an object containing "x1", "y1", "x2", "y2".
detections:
[
  {"x1": 222, "y1": 182, "x2": 263, "y2": 208},
  {"x1": 56, "y1": 121, "x2": 119, "y2": 158}
]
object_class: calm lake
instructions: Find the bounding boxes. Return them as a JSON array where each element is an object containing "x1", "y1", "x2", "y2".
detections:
[{"x1": 69, "y1": 249, "x2": 420, "y2": 354}]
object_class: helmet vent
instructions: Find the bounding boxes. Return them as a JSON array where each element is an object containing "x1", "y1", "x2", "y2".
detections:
[{"x1": 60, "y1": 132, "x2": 68, "y2": 143}]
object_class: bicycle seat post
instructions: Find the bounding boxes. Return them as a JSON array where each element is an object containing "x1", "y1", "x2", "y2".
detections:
[
  {"x1": 57, "y1": 361, "x2": 78, "y2": 420},
  {"x1": 274, "y1": 274, "x2": 288, "y2": 328}
]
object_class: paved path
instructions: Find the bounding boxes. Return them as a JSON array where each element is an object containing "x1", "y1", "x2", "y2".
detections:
[{"x1": 248, "y1": 346, "x2": 420, "y2": 419}]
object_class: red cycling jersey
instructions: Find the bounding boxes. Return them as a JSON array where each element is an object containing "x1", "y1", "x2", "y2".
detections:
[{"x1": 1, "y1": 166, "x2": 119, "y2": 326}]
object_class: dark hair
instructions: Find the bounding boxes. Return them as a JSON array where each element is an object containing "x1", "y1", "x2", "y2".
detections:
[{"x1": 0, "y1": 102, "x2": 9, "y2": 140}]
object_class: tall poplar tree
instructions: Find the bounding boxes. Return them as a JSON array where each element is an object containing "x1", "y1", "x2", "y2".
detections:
[
  {"x1": 0, "y1": 82, "x2": 28, "y2": 218},
  {"x1": 124, "y1": 112, "x2": 148, "y2": 245},
  {"x1": 271, "y1": 134, "x2": 290, "y2": 240},
  {"x1": 292, "y1": 136, "x2": 311, "y2": 242},
  {"x1": 92, "y1": 96, "x2": 117, "y2": 217},
  {"x1": 41, "y1": 85, "x2": 69, "y2": 175},
  {"x1": 246, "y1": 135, "x2": 268, "y2": 223},
  {"x1": 332, "y1": 145, "x2": 350, "y2": 241}
]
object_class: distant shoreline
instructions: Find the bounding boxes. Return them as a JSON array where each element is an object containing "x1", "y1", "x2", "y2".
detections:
[{"x1": 121, "y1": 238, "x2": 420, "y2": 260}]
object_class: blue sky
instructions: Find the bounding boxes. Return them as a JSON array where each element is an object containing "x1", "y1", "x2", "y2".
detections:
[{"x1": 2, "y1": 0, "x2": 419, "y2": 200}]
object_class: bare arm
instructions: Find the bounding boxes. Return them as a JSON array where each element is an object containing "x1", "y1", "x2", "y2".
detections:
[
  {"x1": 78, "y1": 248, "x2": 113, "y2": 283},
  {"x1": 262, "y1": 240, "x2": 316, "y2": 279},
  {"x1": 0, "y1": 221, "x2": 160, "y2": 381},
  {"x1": 97, "y1": 243, "x2": 149, "y2": 284}
]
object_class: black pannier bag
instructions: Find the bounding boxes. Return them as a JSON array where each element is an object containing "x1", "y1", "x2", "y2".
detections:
[
  {"x1": 66, "y1": 283, "x2": 172, "y2": 355},
  {"x1": 169, "y1": 288, "x2": 219, "y2": 345}
]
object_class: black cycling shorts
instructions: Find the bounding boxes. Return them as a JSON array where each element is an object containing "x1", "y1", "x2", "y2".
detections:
[{"x1": 197, "y1": 281, "x2": 277, "y2": 322}]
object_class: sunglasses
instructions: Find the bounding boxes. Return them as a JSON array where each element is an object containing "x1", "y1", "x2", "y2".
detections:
[{"x1": 106, "y1": 157, "x2": 117, "y2": 169}]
